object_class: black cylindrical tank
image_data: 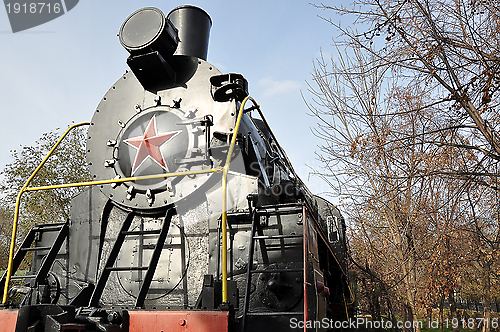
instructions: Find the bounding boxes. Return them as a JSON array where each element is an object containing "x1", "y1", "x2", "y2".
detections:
[{"x1": 167, "y1": 5, "x2": 212, "y2": 60}]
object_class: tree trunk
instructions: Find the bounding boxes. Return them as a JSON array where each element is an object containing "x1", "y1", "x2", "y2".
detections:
[
  {"x1": 439, "y1": 292, "x2": 445, "y2": 332},
  {"x1": 404, "y1": 304, "x2": 421, "y2": 332},
  {"x1": 372, "y1": 287, "x2": 381, "y2": 331},
  {"x1": 403, "y1": 305, "x2": 408, "y2": 331},
  {"x1": 426, "y1": 307, "x2": 432, "y2": 330},
  {"x1": 386, "y1": 296, "x2": 397, "y2": 332},
  {"x1": 482, "y1": 262, "x2": 491, "y2": 332},
  {"x1": 449, "y1": 290, "x2": 459, "y2": 332}
]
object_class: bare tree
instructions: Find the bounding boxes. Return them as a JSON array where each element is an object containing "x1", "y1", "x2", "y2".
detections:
[
  {"x1": 308, "y1": 1, "x2": 500, "y2": 329},
  {"x1": 306, "y1": 45, "x2": 455, "y2": 330},
  {"x1": 315, "y1": 0, "x2": 500, "y2": 177}
]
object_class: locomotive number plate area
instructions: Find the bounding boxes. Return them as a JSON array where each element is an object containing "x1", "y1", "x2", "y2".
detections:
[{"x1": 116, "y1": 218, "x2": 189, "y2": 301}]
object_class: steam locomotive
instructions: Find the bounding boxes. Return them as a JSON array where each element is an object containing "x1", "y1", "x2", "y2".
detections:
[{"x1": 0, "y1": 5, "x2": 352, "y2": 332}]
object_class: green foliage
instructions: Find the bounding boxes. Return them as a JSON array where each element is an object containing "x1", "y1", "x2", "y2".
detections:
[
  {"x1": 0, "y1": 207, "x2": 12, "y2": 269},
  {"x1": 0, "y1": 125, "x2": 91, "y2": 247}
]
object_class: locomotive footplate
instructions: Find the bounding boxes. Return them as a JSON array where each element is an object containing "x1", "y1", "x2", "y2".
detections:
[{"x1": 8, "y1": 305, "x2": 231, "y2": 332}]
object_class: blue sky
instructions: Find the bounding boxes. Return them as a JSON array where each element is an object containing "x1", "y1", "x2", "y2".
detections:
[{"x1": 0, "y1": 1, "x2": 340, "y2": 196}]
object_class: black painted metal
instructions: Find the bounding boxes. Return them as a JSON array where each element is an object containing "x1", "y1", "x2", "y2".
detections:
[
  {"x1": 210, "y1": 73, "x2": 249, "y2": 102},
  {"x1": 0, "y1": 230, "x2": 36, "y2": 295},
  {"x1": 20, "y1": 246, "x2": 53, "y2": 252},
  {"x1": 126, "y1": 51, "x2": 176, "y2": 90},
  {"x1": 98, "y1": 200, "x2": 114, "y2": 270},
  {"x1": 0, "y1": 223, "x2": 67, "y2": 300},
  {"x1": 10, "y1": 275, "x2": 36, "y2": 280},
  {"x1": 199, "y1": 274, "x2": 215, "y2": 309},
  {"x1": 203, "y1": 115, "x2": 213, "y2": 165},
  {"x1": 90, "y1": 211, "x2": 135, "y2": 307},
  {"x1": 122, "y1": 229, "x2": 161, "y2": 236},
  {"x1": 167, "y1": 5, "x2": 212, "y2": 60},
  {"x1": 240, "y1": 204, "x2": 307, "y2": 331},
  {"x1": 135, "y1": 208, "x2": 175, "y2": 308},
  {"x1": 107, "y1": 266, "x2": 149, "y2": 271},
  {"x1": 249, "y1": 268, "x2": 303, "y2": 274},
  {"x1": 1, "y1": 5, "x2": 353, "y2": 331},
  {"x1": 119, "y1": 7, "x2": 178, "y2": 59},
  {"x1": 68, "y1": 283, "x2": 95, "y2": 307},
  {"x1": 241, "y1": 210, "x2": 258, "y2": 332},
  {"x1": 179, "y1": 216, "x2": 188, "y2": 307},
  {"x1": 256, "y1": 222, "x2": 270, "y2": 265},
  {"x1": 35, "y1": 224, "x2": 68, "y2": 285},
  {"x1": 253, "y1": 234, "x2": 302, "y2": 240}
]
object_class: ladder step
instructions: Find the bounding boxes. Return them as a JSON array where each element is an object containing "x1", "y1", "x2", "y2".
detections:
[
  {"x1": 122, "y1": 229, "x2": 162, "y2": 236},
  {"x1": 32, "y1": 225, "x2": 64, "y2": 232},
  {"x1": 105, "y1": 266, "x2": 149, "y2": 271},
  {"x1": 142, "y1": 243, "x2": 181, "y2": 250},
  {"x1": 256, "y1": 206, "x2": 303, "y2": 215},
  {"x1": 33, "y1": 222, "x2": 66, "y2": 228},
  {"x1": 20, "y1": 246, "x2": 53, "y2": 252},
  {"x1": 250, "y1": 268, "x2": 303, "y2": 274},
  {"x1": 253, "y1": 234, "x2": 302, "y2": 240},
  {"x1": 263, "y1": 243, "x2": 303, "y2": 250},
  {"x1": 11, "y1": 275, "x2": 36, "y2": 279}
]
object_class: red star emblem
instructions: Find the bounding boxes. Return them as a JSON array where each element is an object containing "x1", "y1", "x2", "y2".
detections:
[{"x1": 124, "y1": 115, "x2": 181, "y2": 175}]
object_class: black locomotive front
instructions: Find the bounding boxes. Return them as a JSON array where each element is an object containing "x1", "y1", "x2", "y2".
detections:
[{"x1": 0, "y1": 5, "x2": 353, "y2": 332}]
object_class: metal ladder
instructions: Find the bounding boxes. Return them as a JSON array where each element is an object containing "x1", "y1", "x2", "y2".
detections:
[
  {"x1": 240, "y1": 204, "x2": 305, "y2": 331},
  {"x1": 0, "y1": 222, "x2": 68, "y2": 301},
  {"x1": 89, "y1": 207, "x2": 176, "y2": 308}
]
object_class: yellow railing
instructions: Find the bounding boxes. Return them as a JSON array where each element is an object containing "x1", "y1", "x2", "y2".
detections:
[
  {"x1": 221, "y1": 96, "x2": 259, "y2": 303},
  {"x1": 3, "y1": 122, "x2": 89, "y2": 303},
  {"x1": 2, "y1": 97, "x2": 260, "y2": 306}
]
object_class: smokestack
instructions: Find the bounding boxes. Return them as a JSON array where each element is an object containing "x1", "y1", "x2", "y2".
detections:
[{"x1": 167, "y1": 5, "x2": 212, "y2": 61}]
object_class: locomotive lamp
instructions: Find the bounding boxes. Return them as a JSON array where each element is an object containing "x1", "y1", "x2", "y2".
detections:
[
  {"x1": 119, "y1": 7, "x2": 179, "y2": 59},
  {"x1": 119, "y1": 6, "x2": 212, "y2": 90}
]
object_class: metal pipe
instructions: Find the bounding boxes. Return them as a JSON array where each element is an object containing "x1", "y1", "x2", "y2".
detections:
[
  {"x1": 2, "y1": 122, "x2": 90, "y2": 304},
  {"x1": 24, "y1": 167, "x2": 222, "y2": 191},
  {"x1": 302, "y1": 205, "x2": 308, "y2": 332},
  {"x1": 221, "y1": 96, "x2": 259, "y2": 304}
]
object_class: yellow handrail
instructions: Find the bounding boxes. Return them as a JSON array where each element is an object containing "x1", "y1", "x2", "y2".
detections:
[
  {"x1": 343, "y1": 294, "x2": 350, "y2": 321},
  {"x1": 3, "y1": 122, "x2": 90, "y2": 303},
  {"x1": 24, "y1": 167, "x2": 223, "y2": 192},
  {"x1": 1, "y1": 123, "x2": 222, "y2": 304},
  {"x1": 2, "y1": 96, "x2": 261, "y2": 306},
  {"x1": 221, "y1": 96, "x2": 259, "y2": 303}
]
